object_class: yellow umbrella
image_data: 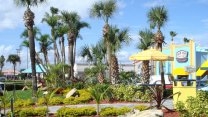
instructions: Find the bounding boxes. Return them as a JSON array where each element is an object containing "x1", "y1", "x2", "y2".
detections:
[{"x1": 129, "y1": 48, "x2": 174, "y2": 61}]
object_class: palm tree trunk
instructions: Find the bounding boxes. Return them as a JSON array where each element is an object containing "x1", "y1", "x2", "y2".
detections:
[
  {"x1": 68, "y1": 33, "x2": 74, "y2": 79},
  {"x1": 24, "y1": 6, "x2": 37, "y2": 97},
  {"x1": 13, "y1": 64, "x2": 16, "y2": 79},
  {"x1": 73, "y1": 39, "x2": 76, "y2": 65},
  {"x1": 59, "y1": 37, "x2": 62, "y2": 62},
  {"x1": 110, "y1": 54, "x2": 119, "y2": 84},
  {"x1": 52, "y1": 29, "x2": 60, "y2": 64},
  {"x1": 142, "y1": 60, "x2": 150, "y2": 84}
]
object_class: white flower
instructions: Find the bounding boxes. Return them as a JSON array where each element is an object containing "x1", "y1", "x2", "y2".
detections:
[{"x1": 43, "y1": 91, "x2": 48, "y2": 95}]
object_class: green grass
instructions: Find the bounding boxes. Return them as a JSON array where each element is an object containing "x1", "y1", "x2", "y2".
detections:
[{"x1": 7, "y1": 89, "x2": 43, "y2": 100}]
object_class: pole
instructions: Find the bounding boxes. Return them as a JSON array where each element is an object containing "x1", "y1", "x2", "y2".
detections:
[{"x1": 10, "y1": 98, "x2": 14, "y2": 117}]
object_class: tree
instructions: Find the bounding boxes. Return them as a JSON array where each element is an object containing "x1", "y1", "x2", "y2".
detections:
[
  {"x1": 183, "y1": 37, "x2": 190, "y2": 43},
  {"x1": 90, "y1": 0, "x2": 117, "y2": 80},
  {"x1": 61, "y1": 11, "x2": 89, "y2": 79},
  {"x1": 0, "y1": 55, "x2": 5, "y2": 73},
  {"x1": 147, "y1": 5, "x2": 168, "y2": 108},
  {"x1": 7, "y1": 54, "x2": 21, "y2": 77},
  {"x1": 14, "y1": 0, "x2": 46, "y2": 97},
  {"x1": 56, "y1": 23, "x2": 68, "y2": 64},
  {"x1": 36, "y1": 34, "x2": 52, "y2": 65},
  {"x1": 170, "y1": 31, "x2": 177, "y2": 42},
  {"x1": 42, "y1": 7, "x2": 60, "y2": 64},
  {"x1": 107, "y1": 26, "x2": 131, "y2": 84},
  {"x1": 80, "y1": 41, "x2": 107, "y2": 83},
  {"x1": 137, "y1": 29, "x2": 154, "y2": 84}
]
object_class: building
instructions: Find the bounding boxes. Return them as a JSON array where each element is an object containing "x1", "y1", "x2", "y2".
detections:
[{"x1": 155, "y1": 40, "x2": 208, "y2": 85}]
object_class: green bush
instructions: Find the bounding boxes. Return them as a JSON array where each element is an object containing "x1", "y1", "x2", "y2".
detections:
[
  {"x1": 134, "y1": 105, "x2": 148, "y2": 111},
  {"x1": 63, "y1": 97, "x2": 79, "y2": 104},
  {"x1": 37, "y1": 97, "x2": 45, "y2": 106},
  {"x1": 100, "y1": 107, "x2": 131, "y2": 116},
  {"x1": 56, "y1": 106, "x2": 96, "y2": 116},
  {"x1": 49, "y1": 97, "x2": 63, "y2": 105},
  {"x1": 7, "y1": 107, "x2": 47, "y2": 117},
  {"x1": 14, "y1": 99, "x2": 34, "y2": 107}
]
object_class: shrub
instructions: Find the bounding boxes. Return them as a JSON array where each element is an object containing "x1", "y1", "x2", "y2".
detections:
[
  {"x1": 63, "y1": 97, "x2": 78, "y2": 105},
  {"x1": 100, "y1": 107, "x2": 131, "y2": 116},
  {"x1": 14, "y1": 99, "x2": 34, "y2": 107},
  {"x1": 7, "y1": 107, "x2": 47, "y2": 117},
  {"x1": 49, "y1": 97, "x2": 63, "y2": 105},
  {"x1": 56, "y1": 106, "x2": 96, "y2": 116},
  {"x1": 134, "y1": 105, "x2": 148, "y2": 111},
  {"x1": 37, "y1": 97, "x2": 45, "y2": 106}
]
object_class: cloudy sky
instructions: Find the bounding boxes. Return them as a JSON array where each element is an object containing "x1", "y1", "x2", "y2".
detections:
[{"x1": 0, "y1": 0, "x2": 208, "y2": 70}]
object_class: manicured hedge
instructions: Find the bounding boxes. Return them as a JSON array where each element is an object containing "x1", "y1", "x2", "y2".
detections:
[
  {"x1": 56, "y1": 106, "x2": 96, "y2": 116},
  {"x1": 100, "y1": 107, "x2": 131, "y2": 116},
  {"x1": 7, "y1": 107, "x2": 47, "y2": 117}
]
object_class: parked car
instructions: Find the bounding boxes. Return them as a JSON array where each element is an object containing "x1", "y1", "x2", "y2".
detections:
[{"x1": 0, "y1": 77, "x2": 6, "y2": 82}]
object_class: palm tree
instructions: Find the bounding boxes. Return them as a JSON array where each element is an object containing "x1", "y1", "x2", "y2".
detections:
[
  {"x1": 36, "y1": 34, "x2": 52, "y2": 65},
  {"x1": 56, "y1": 23, "x2": 68, "y2": 64},
  {"x1": 7, "y1": 54, "x2": 21, "y2": 77},
  {"x1": 90, "y1": 0, "x2": 117, "y2": 79},
  {"x1": 0, "y1": 55, "x2": 5, "y2": 73},
  {"x1": 170, "y1": 31, "x2": 177, "y2": 42},
  {"x1": 107, "y1": 26, "x2": 131, "y2": 84},
  {"x1": 61, "y1": 11, "x2": 89, "y2": 79},
  {"x1": 14, "y1": 0, "x2": 46, "y2": 97},
  {"x1": 147, "y1": 5, "x2": 168, "y2": 107},
  {"x1": 183, "y1": 37, "x2": 190, "y2": 43},
  {"x1": 80, "y1": 41, "x2": 107, "y2": 83},
  {"x1": 42, "y1": 7, "x2": 60, "y2": 65},
  {"x1": 137, "y1": 29, "x2": 154, "y2": 84}
]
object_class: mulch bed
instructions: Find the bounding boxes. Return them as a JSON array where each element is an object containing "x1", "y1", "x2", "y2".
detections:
[{"x1": 163, "y1": 109, "x2": 179, "y2": 117}]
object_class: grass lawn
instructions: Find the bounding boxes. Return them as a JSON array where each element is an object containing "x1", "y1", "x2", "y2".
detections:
[{"x1": 7, "y1": 89, "x2": 43, "y2": 100}]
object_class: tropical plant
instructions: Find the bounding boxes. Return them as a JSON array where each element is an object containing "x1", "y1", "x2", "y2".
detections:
[
  {"x1": 0, "y1": 55, "x2": 5, "y2": 73},
  {"x1": 170, "y1": 31, "x2": 177, "y2": 42},
  {"x1": 107, "y1": 25, "x2": 131, "y2": 84},
  {"x1": 0, "y1": 91, "x2": 11, "y2": 115},
  {"x1": 147, "y1": 5, "x2": 168, "y2": 94},
  {"x1": 88, "y1": 84, "x2": 110, "y2": 115},
  {"x1": 90, "y1": 0, "x2": 117, "y2": 80},
  {"x1": 14, "y1": 0, "x2": 46, "y2": 97},
  {"x1": 36, "y1": 34, "x2": 52, "y2": 65},
  {"x1": 56, "y1": 23, "x2": 68, "y2": 64},
  {"x1": 61, "y1": 11, "x2": 89, "y2": 79},
  {"x1": 183, "y1": 37, "x2": 190, "y2": 43},
  {"x1": 42, "y1": 7, "x2": 60, "y2": 64},
  {"x1": 137, "y1": 29, "x2": 154, "y2": 84},
  {"x1": 80, "y1": 41, "x2": 107, "y2": 83},
  {"x1": 7, "y1": 54, "x2": 21, "y2": 77}
]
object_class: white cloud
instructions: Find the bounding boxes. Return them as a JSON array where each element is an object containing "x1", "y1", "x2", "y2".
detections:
[
  {"x1": 0, "y1": 0, "x2": 100, "y2": 30},
  {"x1": 143, "y1": 0, "x2": 173, "y2": 8}
]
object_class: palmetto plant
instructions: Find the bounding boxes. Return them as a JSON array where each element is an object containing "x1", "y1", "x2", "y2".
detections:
[
  {"x1": 42, "y1": 7, "x2": 60, "y2": 65},
  {"x1": 14, "y1": 0, "x2": 46, "y2": 97},
  {"x1": 80, "y1": 41, "x2": 107, "y2": 83},
  {"x1": 147, "y1": 5, "x2": 168, "y2": 94},
  {"x1": 88, "y1": 84, "x2": 110, "y2": 115},
  {"x1": 90, "y1": 0, "x2": 117, "y2": 80},
  {"x1": 0, "y1": 91, "x2": 11, "y2": 116},
  {"x1": 137, "y1": 29, "x2": 154, "y2": 84},
  {"x1": 107, "y1": 25, "x2": 131, "y2": 84},
  {"x1": 61, "y1": 11, "x2": 89, "y2": 79},
  {"x1": 170, "y1": 31, "x2": 177, "y2": 42},
  {"x1": 7, "y1": 54, "x2": 21, "y2": 77},
  {"x1": 36, "y1": 34, "x2": 52, "y2": 65}
]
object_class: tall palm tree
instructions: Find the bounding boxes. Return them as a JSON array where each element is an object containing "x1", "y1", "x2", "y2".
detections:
[
  {"x1": 14, "y1": 0, "x2": 46, "y2": 97},
  {"x1": 7, "y1": 54, "x2": 21, "y2": 77},
  {"x1": 147, "y1": 5, "x2": 168, "y2": 105},
  {"x1": 170, "y1": 31, "x2": 177, "y2": 42},
  {"x1": 137, "y1": 29, "x2": 154, "y2": 84},
  {"x1": 56, "y1": 23, "x2": 68, "y2": 64},
  {"x1": 61, "y1": 11, "x2": 89, "y2": 79},
  {"x1": 36, "y1": 34, "x2": 52, "y2": 65},
  {"x1": 80, "y1": 41, "x2": 107, "y2": 83},
  {"x1": 90, "y1": 0, "x2": 117, "y2": 79},
  {"x1": 42, "y1": 7, "x2": 60, "y2": 65},
  {"x1": 108, "y1": 26, "x2": 131, "y2": 84},
  {"x1": 0, "y1": 55, "x2": 5, "y2": 73}
]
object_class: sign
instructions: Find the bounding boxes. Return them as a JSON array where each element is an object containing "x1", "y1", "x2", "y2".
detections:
[
  {"x1": 176, "y1": 50, "x2": 188, "y2": 63},
  {"x1": 184, "y1": 66, "x2": 196, "y2": 73}
]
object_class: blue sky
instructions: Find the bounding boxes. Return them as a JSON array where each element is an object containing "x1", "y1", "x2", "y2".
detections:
[{"x1": 0, "y1": 0, "x2": 208, "y2": 70}]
